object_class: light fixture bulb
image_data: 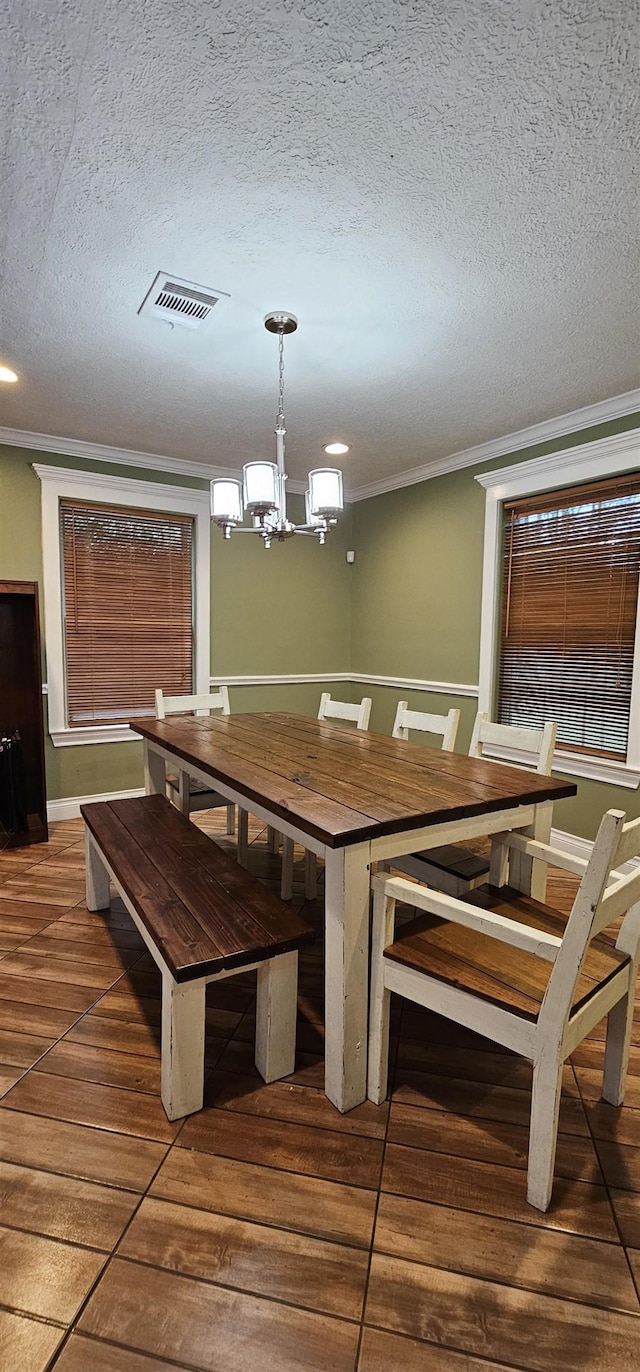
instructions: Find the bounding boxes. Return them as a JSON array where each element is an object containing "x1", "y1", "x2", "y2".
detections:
[
  {"x1": 324, "y1": 442, "x2": 349, "y2": 455},
  {"x1": 0, "y1": 365, "x2": 18, "y2": 384}
]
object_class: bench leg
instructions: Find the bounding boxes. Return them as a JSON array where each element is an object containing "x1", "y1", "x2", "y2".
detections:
[
  {"x1": 255, "y1": 952, "x2": 298, "y2": 1083},
  {"x1": 226, "y1": 804, "x2": 235, "y2": 836},
  {"x1": 267, "y1": 826, "x2": 279, "y2": 853},
  {"x1": 161, "y1": 975, "x2": 206, "y2": 1121},
  {"x1": 85, "y1": 832, "x2": 110, "y2": 911}
]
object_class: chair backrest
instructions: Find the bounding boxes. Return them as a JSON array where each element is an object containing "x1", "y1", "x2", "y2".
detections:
[
  {"x1": 494, "y1": 811, "x2": 640, "y2": 1033},
  {"x1": 392, "y1": 700, "x2": 460, "y2": 752},
  {"x1": 318, "y1": 692, "x2": 372, "y2": 731},
  {"x1": 154, "y1": 686, "x2": 231, "y2": 720},
  {"x1": 469, "y1": 711, "x2": 556, "y2": 774}
]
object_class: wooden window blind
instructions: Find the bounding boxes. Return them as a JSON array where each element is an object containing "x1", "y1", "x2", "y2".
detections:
[
  {"x1": 498, "y1": 472, "x2": 640, "y2": 759},
  {"x1": 61, "y1": 500, "x2": 194, "y2": 727}
]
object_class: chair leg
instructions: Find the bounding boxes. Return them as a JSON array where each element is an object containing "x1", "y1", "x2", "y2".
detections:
[
  {"x1": 304, "y1": 849, "x2": 317, "y2": 901},
  {"x1": 85, "y1": 833, "x2": 110, "y2": 911},
  {"x1": 255, "y1": 952, "x2": 298, "y2": 1083},
  {"x1": 367, "y1": 882, "x2": 396, "y2": 1104},
  {"x1": 602, "y1": 989, "x2": 635, "y2": 1106},
  {"x1": 281, "y1": 836, "x2": 294, "y2": 900},
  {"x1": 226, "y1": 804, "x2": 235, "y2": 836},
  {"x1": 237, "y1": 809, "x2": 249, "y2": 866},
  {"x1": 160, "y1": 975, "x2": 206, "y2": 1121},
  {"x1": 527, "y1": 1056, "x2": 563, "y2": 1211}
]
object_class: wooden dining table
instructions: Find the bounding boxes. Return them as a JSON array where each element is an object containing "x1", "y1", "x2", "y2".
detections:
[{"x1": 131, "y1": 711, "x2": 576, "y2": 1113}]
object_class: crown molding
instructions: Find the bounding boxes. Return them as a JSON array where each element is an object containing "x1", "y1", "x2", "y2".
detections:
[
  {"x1": 2, "y1": 385, "x2": 638, "y2": 505},
  {"x1": 348, "y1": 388, "x2": 640, "y2": 502},
  {"x1": 0, "y1": 425, "x2": 307, "y2": 494},
  {"x1": 475, "y1": 426, "x2": 640, "y2": 493}
]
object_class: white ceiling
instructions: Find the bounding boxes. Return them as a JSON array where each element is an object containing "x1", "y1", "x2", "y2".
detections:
[{"x1": 1, "y1": 1, "x2": 638, "y2": 490}]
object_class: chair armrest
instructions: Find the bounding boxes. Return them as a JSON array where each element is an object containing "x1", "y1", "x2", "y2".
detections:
[
  {"x1": 492, "y1": 830, "x2": 588, "y2": 879},
  {"x1": 375, "y1": 873, "x2": 561, "y2": 962}
]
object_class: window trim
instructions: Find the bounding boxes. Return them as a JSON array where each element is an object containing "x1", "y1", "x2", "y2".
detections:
[
  {"x1": 475, "y1": 428, "x2": 640, "y2": 790},
  {"x1": 34, "y1": 465, "x2": 210, "y2": 747}
]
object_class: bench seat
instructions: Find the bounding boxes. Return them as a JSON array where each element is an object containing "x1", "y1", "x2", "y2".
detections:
[{"x1": 81, "y1": 794, "x2": 313, "y2": 1119}]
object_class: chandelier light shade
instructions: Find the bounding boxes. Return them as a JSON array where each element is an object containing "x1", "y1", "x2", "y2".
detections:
[
  {"x1": 210, "y1": 312, "x2": 346, "y2": 549},
  {"x1": 309, "y1": 468, "x2": 344, "y2": 519},
  {"x1": 210, "y1": 478, "x2": 243, "y2": 526},
  {"x1": 243, "y1": 461, "x2": 279, "y2": 515},
  {"x1": 305, "y1": 490, "x2": 323, "y2": 527}
]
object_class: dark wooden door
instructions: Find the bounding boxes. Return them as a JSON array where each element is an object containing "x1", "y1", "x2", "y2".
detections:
[{"x1": 0, "y1": 580, "x2": 48, "y2": 847}]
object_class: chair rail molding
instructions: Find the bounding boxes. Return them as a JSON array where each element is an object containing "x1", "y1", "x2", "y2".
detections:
[
  {"x1": 476, "y1": 427, "x2": 640, "y2": 791},
  {"x1": 209, "y1": 672, "x2": 479, "y2": 697}
]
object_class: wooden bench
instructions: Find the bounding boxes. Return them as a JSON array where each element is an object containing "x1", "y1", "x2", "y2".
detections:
[{"x1": 81, "y1": 794, "x2": 314, "y2": 1121}]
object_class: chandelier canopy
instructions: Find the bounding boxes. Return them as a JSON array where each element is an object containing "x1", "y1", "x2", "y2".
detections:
[{"x1": 210, "y1": 313, "x2": 344, "y2": 548}]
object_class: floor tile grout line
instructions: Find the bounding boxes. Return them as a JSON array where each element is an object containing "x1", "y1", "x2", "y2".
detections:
[
  {"x1": 572, "y1": 1059, "x2": 640, "y2": 1306},
  {"x1": 48, "y1": 1325, "x2": 226, "y2": 1372},
  {"x1": 353, "y1": 1005, "x2": 401, "y2": 1368},
  {"x1": 0, "y1": 1299, "x2": 68, "y2": 1330},
  {"x1": 359, "y1": 1318, "x2": 547, "y2": 1372},
  {"x1": 0, "y1": 1213, "x2": 125, "y2": 1256},
  {"x1": 89, "y1": 1249, "x2": 365, "y2": 1328},
  {"x1": 46, "y1": 1103, "x2": 177, "y2": 1370},
  {"x1": 359, "y1": 1242, "x2": 640, "y2": 1317},
  {"x1": 0, "y1": 941, "x2": 163, "y2": 1098}
]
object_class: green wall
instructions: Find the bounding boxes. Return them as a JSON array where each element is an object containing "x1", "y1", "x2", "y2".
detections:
[
  {"x1": 1, "y1": 409, "x2": 639, "y2": 840},
  {"x1": 0, "y1": 445, "x2": 353, "y2": 801},
  {"x1": 352, "y1": 411, "x2": 640, "y2": 840}
]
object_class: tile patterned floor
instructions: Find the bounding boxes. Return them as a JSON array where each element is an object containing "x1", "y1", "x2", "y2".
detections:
[{"x1": 0, "y1": 813, "x2": 639, "y2": 1370}]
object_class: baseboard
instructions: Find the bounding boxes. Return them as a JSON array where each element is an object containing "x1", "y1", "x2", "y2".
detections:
[
  {"x1": 47, "y1": 787, "x2": 145, "y2": 821},
  {"x1": 552, "y1": 826, "x2": 640, "y2": 876}
]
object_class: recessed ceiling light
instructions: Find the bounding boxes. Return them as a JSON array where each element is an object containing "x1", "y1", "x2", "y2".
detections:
[
  {"x1": 0, "y1": 365, "x2": 18, "y2": 383},
  {"x1": 324, "y1": 442, "x2": 349, "y2": 455}
]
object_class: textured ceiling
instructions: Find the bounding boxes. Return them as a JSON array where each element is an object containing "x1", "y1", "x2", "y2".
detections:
[{"x1": 1, "y1": 0, "x2": 638, "y2": 489}]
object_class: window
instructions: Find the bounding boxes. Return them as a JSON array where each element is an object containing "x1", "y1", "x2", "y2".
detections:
[
  {"x1": 35, "y1": 466, "x2": 210, "y2": 746},
  {"x1": 61, "y1": 500, "x2": 194, "y2": 726},
  {"x1": 497, "y1": 474, "x2": 640, "y2": 760},
  {"x1": 476, "y1": 429, "x2": 640, "y2": 788}
]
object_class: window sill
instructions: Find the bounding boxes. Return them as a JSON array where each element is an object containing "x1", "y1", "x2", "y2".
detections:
[
  {"x1": 50, "y1": 726, "x2": 139, "y2": 747},
  {"x1": 484, "y1": 744, "x2": 640, "y2": 790}
]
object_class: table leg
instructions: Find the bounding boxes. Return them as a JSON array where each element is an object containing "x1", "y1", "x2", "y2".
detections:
[
  {"x1": 513, "y1": 801, "x2": 554, "y2": 901},
  {"x1": 143, "y1": 741, "x2": 166, "y2": 796},
  {"x1": 324, "y1": 841, "x2": 371, "y2": 1113}
]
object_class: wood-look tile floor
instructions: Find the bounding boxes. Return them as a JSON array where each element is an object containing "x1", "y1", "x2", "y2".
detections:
[{"x1": 0, "y1": 816, "x2": 639, "y2": 1371}]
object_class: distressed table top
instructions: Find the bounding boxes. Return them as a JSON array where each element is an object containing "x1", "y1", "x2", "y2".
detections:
[{"x1": 131, "y1": 713, "x2": 576, "y2": 850}]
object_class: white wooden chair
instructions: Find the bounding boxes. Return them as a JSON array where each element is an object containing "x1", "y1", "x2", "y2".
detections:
[
  {"x1": 279, "y1": 692, "x2": 373, "y2": 901},
  {"x1": 368, "y1": 808, "x2": 640, "y2": 1211},
  {"x1": 318, "y1": 691, "x2": 372, "y2": 731},
  {"x1": 392, "y1": 700, "x2": 460, "y2": 751},
  {"x1": 390, "y1": 712, "x2": 557, "y2": 897},
  {"x1": 154, "y1": 687, "x2": 238, "y2": 843}
]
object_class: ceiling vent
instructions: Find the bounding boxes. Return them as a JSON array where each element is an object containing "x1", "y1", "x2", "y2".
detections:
[{"x1": 138, "y1": 272, "x2": 230, "y2": 330}]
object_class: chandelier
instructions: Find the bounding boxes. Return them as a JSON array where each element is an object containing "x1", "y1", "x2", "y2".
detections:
[{"x1": 210, "y1": 312, "x2": 344, "y2": 548}]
